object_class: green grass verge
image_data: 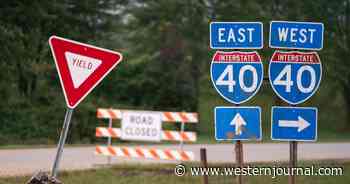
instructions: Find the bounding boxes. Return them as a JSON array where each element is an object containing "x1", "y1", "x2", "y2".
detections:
[{"x1": 1, "y1": 161, "x2": 349, "y2": 184}]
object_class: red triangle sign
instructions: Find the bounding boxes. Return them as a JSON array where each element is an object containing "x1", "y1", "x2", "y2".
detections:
[{"x1": 49, "y1": 36, "x2": 123, "y2": 109}]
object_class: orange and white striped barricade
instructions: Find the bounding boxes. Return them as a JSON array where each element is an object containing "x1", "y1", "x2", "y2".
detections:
[
  {"x1": 95, "y1": 146, "x2": 195, "y2": 161},
  {"x1": 95, "y1": 108, "x2": 198, "y2": 162}
]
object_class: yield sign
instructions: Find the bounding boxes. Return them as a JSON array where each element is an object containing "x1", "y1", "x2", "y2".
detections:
[{"x1": 49, "y1": 36, "x2": 123, "y2": 108}]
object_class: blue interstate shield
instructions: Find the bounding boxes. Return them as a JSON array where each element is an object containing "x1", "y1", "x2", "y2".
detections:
[
  {"x1": 269, "y1": 51, "x2": 322, "y2": 105},
  {"x1": 211, "y1": 51, "x2": 263, "y2": 104}
]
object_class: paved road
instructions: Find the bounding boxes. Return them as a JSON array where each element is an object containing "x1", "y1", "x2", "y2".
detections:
[{"x1": 1, "y1": 143, "x2": 350, "y2": 177}]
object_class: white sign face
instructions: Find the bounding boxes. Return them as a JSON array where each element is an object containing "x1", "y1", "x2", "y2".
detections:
[
  {"x1": 65, "y1": 52, "x2": 102, "y2": 89},
  {"x1": 121, "y1": 111, "x2": 162, "y2": 142}
]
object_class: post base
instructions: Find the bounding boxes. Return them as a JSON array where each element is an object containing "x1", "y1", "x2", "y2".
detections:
[{"x1": 26, "y1": 171, "x2": 62, "y2": 184}]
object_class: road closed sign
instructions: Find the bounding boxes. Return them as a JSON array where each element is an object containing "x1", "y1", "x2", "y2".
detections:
[{"x1": 121, "y1": 111, "x2": 162, "y2": 142}]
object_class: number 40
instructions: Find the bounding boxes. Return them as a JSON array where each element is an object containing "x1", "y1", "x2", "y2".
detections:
[
  {"x1": 215, "y1": 65, "x2": 258, "y2": 93},
  {"x1": 273, "y1": 65, "x2": 316, "y2": 93}
]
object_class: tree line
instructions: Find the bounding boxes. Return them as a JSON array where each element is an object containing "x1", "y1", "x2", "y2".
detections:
[{"x1": 0, "y1": 0, "x2": 349, "y2": 144}]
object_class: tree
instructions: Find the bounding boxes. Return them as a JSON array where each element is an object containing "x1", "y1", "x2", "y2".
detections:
[
  {"x1": 0, "y1": 0, "x2": 125, "y2": 144},
  {"x1": 119, "y1": 0, "x2": 209, "y2": 111}
]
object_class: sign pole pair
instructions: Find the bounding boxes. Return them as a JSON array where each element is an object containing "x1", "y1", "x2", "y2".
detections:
[{"x1": 210, "y1": 21, "x2": 323, "y2": 184}]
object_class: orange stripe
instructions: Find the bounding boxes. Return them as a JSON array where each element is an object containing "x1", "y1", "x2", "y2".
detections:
[
  {"x1": 95, "y1": 128, "x2": 102, "y2": 137},
  {"x1": 107, "y1": 110, "x2": 117, "y2": 119},
  {"x1": 163, "y1": 131, "x2": 175, "y2": 140},
  {"x1": 108, "y1": 128, "x2": 118, "y2": 138},
  {"x1": 95, "y1": 146, "x2": 102, "y2": 154},
  {"x1": 180, "y1": 151, "x2": 190, "y2": 161},
  {"x1": 121, "y1": 147, "x2": 131, "y2": 157},
  {"x1": 164, "y1": 150, "x2": 175, "y2": 160},
  {"x1": 179, "y1": 112, "x2": 189, "y2": 122},
  {"x1": 163, "y1": 112, "x2": 175, "y2": 122},
  {"x1": 96, "y1": 110, "x2": 104, "y2": 118},
  {"x1": 180, "y1": 132, "x2": 190, "y2": 141},
  {"x1": 149, "y1": 149, "x2": 160, "y2": 159},
  {"x1": 135, "y1": 148, "x2": 145, "y2": 158},
  {"x1": 107, "y1": 146, "x2": 116, "y2": 156}
]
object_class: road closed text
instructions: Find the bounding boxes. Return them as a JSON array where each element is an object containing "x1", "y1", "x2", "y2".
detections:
[{"x1": 121, "y1": 111, "x2": 162, "y2": 142}]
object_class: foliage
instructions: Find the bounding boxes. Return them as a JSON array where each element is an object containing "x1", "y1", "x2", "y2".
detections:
[{"x1": 0, "y1": 0, "x2": 350, "y2": 144}]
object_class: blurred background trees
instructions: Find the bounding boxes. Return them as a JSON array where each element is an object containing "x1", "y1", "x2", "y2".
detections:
[{"x1": 0, "y1": 0, "x2": 349, "y2": 145}]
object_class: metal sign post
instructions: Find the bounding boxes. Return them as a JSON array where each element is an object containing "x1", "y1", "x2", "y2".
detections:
[
  {"x1": 51, "y1": 108, "x2": 74, "y2": 178},
  {"x1": 235, "y1": 140, "x2": 243, "y2": 184},
  {"x1": 289, "y1": 141, "x2": 297, "y2": 184},
  {"x1": 200, "y1": 148, "x2": 209, "y2": 184},
  {"x1": 107, "y1": 109, "x2": 113, "y2": 165},
  {"x1": 179, "y1": 120, "x2": 185, "y2": 151},
  {"x1": 234, "y1": 103, "x2": 243, "y2": 184}
]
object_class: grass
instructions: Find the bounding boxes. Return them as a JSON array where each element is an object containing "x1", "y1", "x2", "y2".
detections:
[{"x1": 1, "y1": 161, "x2": 349, "y2": 184}]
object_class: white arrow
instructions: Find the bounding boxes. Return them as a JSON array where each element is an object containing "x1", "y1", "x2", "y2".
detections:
[
  {"x1": 230, "y1": 113, "x2": 247, "y2": 135},
  {"x1": 278, "y1": 116, "x2": 310, "y2": 132}
]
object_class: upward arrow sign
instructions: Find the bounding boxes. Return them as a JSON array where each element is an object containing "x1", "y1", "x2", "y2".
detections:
[{"x1": 230, "y1": 113, "x2": 247, "y2": 135}]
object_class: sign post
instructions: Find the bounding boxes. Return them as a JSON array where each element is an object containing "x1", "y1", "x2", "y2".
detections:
[
  {"x1": 47, "y1": 36, "x2": 123, "y2": 179},
  {"x1": 51, "y1": 108, "x2": 73, "y2": 178},
  {"x1": 289, "y1": 140, "x2": 297, "y2": 184},
  {"x1": 235, "y1": 139, "x2": 244, "y2": 184},
  {"x1": 269, "y1": 21, "x2": 323, "y2": 184},
  {"x1": 210, "y1": 22, "x2": 263, "y2": 184},
  {"x1": 107, "y1": 109, "x2": 113, "y2": 165},
  {"x1": 234, "y1": 104, "x2": 244, "y2": 184}
]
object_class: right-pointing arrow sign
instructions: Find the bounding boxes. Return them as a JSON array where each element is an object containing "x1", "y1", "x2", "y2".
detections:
[
  {"x1": 278, "y1": 116, "x2": 310, "y2": 132},
  {"x1": 272, "y1": 106, "x2": 317, "y2": 141}
]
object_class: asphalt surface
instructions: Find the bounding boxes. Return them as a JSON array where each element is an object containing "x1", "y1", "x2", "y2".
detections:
[{"x1": 1, "y1": 143, "x2": 350, "y2": 177}]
